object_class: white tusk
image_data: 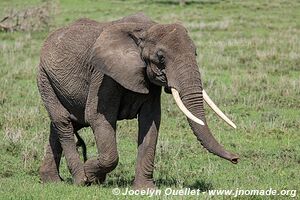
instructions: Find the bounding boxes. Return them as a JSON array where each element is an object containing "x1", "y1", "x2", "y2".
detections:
[
  {"x1": 171, "y1": 88, "x2": 205, "y2": 126},
  {"x1": 202, "y1": 89, "x2": 237, "y2": 129}
]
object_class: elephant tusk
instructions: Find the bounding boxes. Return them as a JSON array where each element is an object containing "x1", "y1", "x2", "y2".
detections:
[
  {"x1": 202, "y1": 89, "x2": 237, "y2": 129},
  {"x1": 171, "y1": 88, "x2": 205, "y2": 126}
]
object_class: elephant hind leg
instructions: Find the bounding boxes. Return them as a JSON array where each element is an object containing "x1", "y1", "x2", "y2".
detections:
[
  {"x1": 47, "y1": 111, "x2": 87, "y2": 185},
  {"x1": 38, "y1": 68, "x2": 86, "y2": 185},
  {"x1": 40, "y1": 123, "x2": 87, "y2": 183},
  {"x1": 40, "y1": 122, "x2": 63, "y2": 183}
]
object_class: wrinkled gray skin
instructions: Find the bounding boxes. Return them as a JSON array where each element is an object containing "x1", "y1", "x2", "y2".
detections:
[{"x1": 38, "y1": 13, "x2": 238, "y2": 188}]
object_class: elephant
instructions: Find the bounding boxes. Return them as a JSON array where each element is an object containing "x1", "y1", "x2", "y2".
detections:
[{"x1": 37, "y1": 13, "x2": 238, "y2": 188}]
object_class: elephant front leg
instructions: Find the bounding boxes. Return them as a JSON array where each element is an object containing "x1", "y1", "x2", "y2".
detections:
[
  {"x1": 133, "y1": 95, "x2": 161, "y2": 189},
  {"x1": 84, "y1": 116, "x2": 118, "y2": 184}
]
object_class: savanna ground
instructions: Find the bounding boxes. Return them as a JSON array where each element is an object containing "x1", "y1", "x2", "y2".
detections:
[{"x1": 0, "y1": 0, "x2": 299, "y2": 199}]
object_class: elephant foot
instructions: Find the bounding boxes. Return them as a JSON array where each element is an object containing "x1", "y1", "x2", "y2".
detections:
[
  {"x1": 95, "y1": 173, "x2": 107, "y2": 184},
  {"x1": 73, "y1": 171, "x2": 88, "y2": 186},
  {"x1": 39, "y1": 166, "x2": 63, "y2": 183},
  {"x1": 85, "y1": 172, "x2": 107, "y2": 185},
  {"x1": 84, "y1": 159, "x2": 115, "y2": 185},
  {"x1": 133, "y1": 179, "x2": 156, "y2": 190}
]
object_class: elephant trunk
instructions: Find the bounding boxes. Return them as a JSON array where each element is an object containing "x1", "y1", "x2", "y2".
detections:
[
  {"x1": 167, "y1": 55, "x2": 239, "y2": 163},
  {"x1": 181, "y1": 87, "x2": 238, "y2": 163}
]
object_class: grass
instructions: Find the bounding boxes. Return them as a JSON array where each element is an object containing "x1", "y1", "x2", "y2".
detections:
[{"x1": 0, "y1": 0, "x2": 299, "y2": 199}]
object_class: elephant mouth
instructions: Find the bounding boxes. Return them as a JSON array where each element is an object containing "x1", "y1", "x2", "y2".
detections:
[{"x1": 164, "y1": 86, "x2": 171, "y2": 94}]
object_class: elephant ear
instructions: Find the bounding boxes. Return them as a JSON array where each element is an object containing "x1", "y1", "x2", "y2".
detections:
[{"x1": 90, "y1": 23, "x2": 151, "y2": 94}]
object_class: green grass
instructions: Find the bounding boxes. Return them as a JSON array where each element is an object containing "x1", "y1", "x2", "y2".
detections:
[{"x1": 0, "y1": 0, "x2": 299, "y2": 199}]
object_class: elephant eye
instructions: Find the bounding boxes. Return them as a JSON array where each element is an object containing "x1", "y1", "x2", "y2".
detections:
[
  {"x1": 156, "y1": 50, "x2": 165, "y2": 64},
  {"x1": 195, "y1": 49, "x2": 198, "y2": 56}
]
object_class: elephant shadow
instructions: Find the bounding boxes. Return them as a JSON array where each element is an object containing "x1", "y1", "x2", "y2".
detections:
[
  {"x1": 151, "y1": 0, "x2": 222, "y2": 6},
  {"x1": 64, "y1": 177, "x2": 133, "y2": 187},
  {"x1": 155, "y1": 178, "x2": 213, "y2": 191},
  {"x1": 104, "y1": 177, "x2": 213, "y2": 191},
  {"x1": 65, "y1": 176, "x2": 213, "y2": 191},
  {"x1": 104, "y1": 177, "x2": 134, "y2": 188},
  {"x1": 184, "y1": 180, "x2": 213, "y2": 191}
]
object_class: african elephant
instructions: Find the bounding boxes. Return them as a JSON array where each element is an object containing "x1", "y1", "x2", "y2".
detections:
[{"x1": 37, "y1": 13, "x2": 238, "y2": 188}]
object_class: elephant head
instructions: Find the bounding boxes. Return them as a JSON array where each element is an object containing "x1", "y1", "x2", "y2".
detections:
[{"x1": 90, "y1": 16, "x2": 239, "y2": 164}]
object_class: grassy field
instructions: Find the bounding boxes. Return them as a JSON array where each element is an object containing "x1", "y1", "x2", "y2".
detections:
[{"x1": 0, "y1": 0, "x2": 299, "y2": 199}]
